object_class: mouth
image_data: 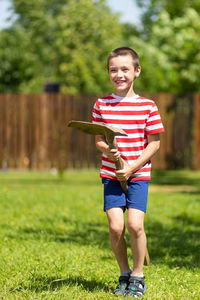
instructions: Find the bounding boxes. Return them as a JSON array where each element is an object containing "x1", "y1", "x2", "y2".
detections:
[{"x1": 115, "y1": 80, "x2": 126, "y2": 85}]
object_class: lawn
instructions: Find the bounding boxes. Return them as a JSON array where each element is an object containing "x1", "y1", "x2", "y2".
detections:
[{"x1": 0, "y1": 169, "x2": 199, "y2": 299}]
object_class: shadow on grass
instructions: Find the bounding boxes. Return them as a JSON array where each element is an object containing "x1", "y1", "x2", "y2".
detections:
[
  {"x1": 145, "y1": 213, "x2": 200, "y2": 269},
  {"x1": 12, "y1": 274, "x2": 110, "y2": 293},
  {"x1": 5, "y1": 212, "x2": 200, "y2": 270},
  {"x1": 6, "y1": 218, "x2": 111, "y2": 250},
  {"x1": 151, "y1": 170, "x2": 200, "y2": 188}
]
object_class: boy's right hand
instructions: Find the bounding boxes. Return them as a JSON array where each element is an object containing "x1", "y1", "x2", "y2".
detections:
[{"x1": 105, "y1": 147, "x2": 121, "y2": 162}]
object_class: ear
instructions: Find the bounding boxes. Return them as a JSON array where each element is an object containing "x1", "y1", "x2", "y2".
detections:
[{"x1": 135, "y1": 66, "x2": 141, "y2": 78}]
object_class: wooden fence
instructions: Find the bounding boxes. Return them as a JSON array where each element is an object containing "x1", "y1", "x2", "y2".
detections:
[{"x1": 0, "y1": 93, "x2": 200, "y2": 170}]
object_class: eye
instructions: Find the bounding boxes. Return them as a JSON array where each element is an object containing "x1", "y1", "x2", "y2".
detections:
[
  {"x1": 122, "y1": 68, "x2": 129, "y2": 72},
  {"x1": 110, "y1": 68, "x2": 117, "y2": 73}
]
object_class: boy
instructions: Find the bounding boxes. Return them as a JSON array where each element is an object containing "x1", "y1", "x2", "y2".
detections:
[{"x1": 92, "y1": 47, "x2": 164, "y2": 298}]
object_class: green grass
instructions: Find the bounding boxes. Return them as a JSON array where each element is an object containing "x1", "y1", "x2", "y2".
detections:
[{"x1": 0, "y1": 169, "x2": 199, "y2": 299}]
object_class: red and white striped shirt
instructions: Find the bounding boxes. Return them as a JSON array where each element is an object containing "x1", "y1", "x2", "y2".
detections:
[{"x1": 92, "y1": 93, "x2": 164, "y2": 181}]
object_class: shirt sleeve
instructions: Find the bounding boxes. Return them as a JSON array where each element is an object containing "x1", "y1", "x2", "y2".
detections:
[
  {"x1": 92, "y1": 100, "x2": 104, "y2": 125},
  {"x1": 145, "y1": 102, "x2": 165, "y2": 135}
]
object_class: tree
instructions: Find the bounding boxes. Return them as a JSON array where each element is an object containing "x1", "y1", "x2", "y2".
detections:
[
  {"x1": 127, "y1": 37, "x2": 173, "y2": 93},
  {"x1": 0, "y1": 0, "x2": 123, "y2": 94},
  {"x1": 0, "y1": 27, "x2": 38, "y2": 92},
  {"x1": 150, "y1": 8, "x2": 200, "y2": 93},
  {"x1": 135, "y1": 0, "x2": 200, "y2": 37},
  {"x1": 128, "y1": 8, "x2": 200, "y2": 93}
]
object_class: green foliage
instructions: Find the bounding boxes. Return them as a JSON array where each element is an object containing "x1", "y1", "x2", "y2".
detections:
[
  {"x1": 53, "y1": 0, "x2": 123, "y2": 94},
  {"x1": 135, "y1": 0, "x2": 200, "y2": 36},
  {"x1": 0, "y1": 0, "x2": 123, "y2": 94},
  {"x1": 0, "y1": 170, "x2": 200, "y2": 299},
  {"x1": 132, "y1": 0, "x2": 200, "y2": 93},
  {"x1": 128, "y1": 8, "x2": 200, "y2": 93},
  {"x1": 128, "y1": 37, "x2": 173, "y2": 93},
  {"x1": 149, "y1": 9, "x2": 200, "y2": 93},
  {"x1": 0, "y1": 28, "x2": 36, "y2": 92}
]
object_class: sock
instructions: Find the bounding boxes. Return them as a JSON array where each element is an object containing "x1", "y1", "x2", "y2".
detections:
[
  {"x1": 130, "y1": 273, "x2": 144, "y2": 278},
  {"x1": 121, "y1": 268, "x2": 132, "y2": 277}
]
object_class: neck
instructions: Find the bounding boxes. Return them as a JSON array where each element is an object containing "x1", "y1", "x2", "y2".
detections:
[
  {"x1": 114, "y1": 82, "x2": 136, "y2": 97},
  {"x1": 114, "y1": 89, "x2": 136, "y2": 98}
]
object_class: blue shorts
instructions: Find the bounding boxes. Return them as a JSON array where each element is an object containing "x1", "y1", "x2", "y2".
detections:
[{"x1": 102, "y1": 178, "x2": 149, "y2": 212}]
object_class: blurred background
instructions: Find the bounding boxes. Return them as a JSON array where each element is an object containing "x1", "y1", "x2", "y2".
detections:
[{"x1": 0, "y1": 0, "x2": 200, "y2": 171}]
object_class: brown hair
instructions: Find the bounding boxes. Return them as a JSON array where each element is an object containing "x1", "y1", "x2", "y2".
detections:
[{"x1": 107, "y1": 47, "x2": 140, "y2": 71}]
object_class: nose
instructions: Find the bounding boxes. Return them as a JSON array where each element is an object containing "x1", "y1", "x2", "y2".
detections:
[{"x1": 116, "y1": 70, "x2": 123, "y2": 77}]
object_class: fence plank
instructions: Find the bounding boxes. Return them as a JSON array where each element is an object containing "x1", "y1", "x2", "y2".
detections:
[
  {"x1": 149, "y1": 93, "x2": 167, "y2": 170},
  {"x1": 40, "y1": 93, "x2": 49, "y2": 169},
  {"x1": 5, "y1": 94, "x2": 11, "y2": 168},
  {"x1": 13, "y1": 94, "x2": 19, "y2": 168},
  {"x1": 65, "y1": 95, "x2": 72, "y2": 169},
  {"x1": 194, "y1": 93, "x2": 200, "y2": 169},
  {"x1": 19, "y1": 95, "x2": 26, "y2": 168}
]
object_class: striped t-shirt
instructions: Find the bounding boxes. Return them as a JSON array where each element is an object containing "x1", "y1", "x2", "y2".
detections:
[{"x1": 92, "y1": 93, "x2": 164, "y2": 181}]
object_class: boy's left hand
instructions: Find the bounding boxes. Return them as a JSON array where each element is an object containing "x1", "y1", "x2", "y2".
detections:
[{"x1": 115, "y1": 164, "x2": 132, "y2": 181}]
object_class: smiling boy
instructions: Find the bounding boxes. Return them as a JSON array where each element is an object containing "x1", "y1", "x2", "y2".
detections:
[{"x1": 92, "y1": 47, "x2": 164, "y2": 298}]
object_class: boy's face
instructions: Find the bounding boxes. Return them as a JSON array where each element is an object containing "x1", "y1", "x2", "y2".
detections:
[{"x1": 108, "y1": 55, "x2": 141, "y2": 97}]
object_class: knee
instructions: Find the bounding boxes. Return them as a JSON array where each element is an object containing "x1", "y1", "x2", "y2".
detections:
[
  {"x1": 109, "y1": 222, "x2": 125, "y2": 240},
  {"x1": 127, "y1": 221, "x2": 144, "y2": 238}
]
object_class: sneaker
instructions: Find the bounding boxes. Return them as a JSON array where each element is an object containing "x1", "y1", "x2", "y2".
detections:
[
  {"x1": 113, "y1": 275, "x2": 129, "y2": 296},
  {"x1": 126, "y1": 275, "x2": 147, "y2": 298}
]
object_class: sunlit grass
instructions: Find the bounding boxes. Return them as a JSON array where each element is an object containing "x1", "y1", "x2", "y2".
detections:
[{"x1": 0, "y1": 169, "x2": 199, "y2": 299}]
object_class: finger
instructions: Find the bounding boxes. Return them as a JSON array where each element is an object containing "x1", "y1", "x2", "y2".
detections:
[
  {"x1": 110, "y1": 149, "x2": 118, "y2": 154},
  {"x1": 116, "y1": 170, "x2": 124, "y2": 174}
]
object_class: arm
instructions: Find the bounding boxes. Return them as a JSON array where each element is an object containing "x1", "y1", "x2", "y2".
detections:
[{"x1": 115, "y1": 134, "x2": 161, "y2": 181}]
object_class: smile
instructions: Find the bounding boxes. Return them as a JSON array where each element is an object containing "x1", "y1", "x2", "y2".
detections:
[{"x1": 115, "y1": 81, "x2": 126, "y2": 84}]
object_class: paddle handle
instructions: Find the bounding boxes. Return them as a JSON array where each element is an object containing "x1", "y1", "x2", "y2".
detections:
[{"x1": 106, "y1": 136, "x2": 128, "y2": 195}]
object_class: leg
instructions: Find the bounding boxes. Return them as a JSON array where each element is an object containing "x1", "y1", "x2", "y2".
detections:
[
  {"x1": 106, "y1": 207, "x2": 130, "y2": 272},
  {"x1": 127, "y1": 208, "x2": 146, "y2": 275}
]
